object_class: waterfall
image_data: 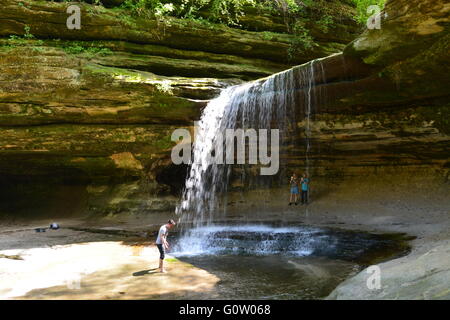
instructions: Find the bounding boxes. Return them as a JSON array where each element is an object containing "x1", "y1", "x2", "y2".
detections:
[{"x1": 175, "y1": 59, "x2": 325, "y2": 229}]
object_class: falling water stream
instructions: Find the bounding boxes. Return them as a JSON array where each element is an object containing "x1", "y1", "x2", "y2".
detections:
[{"x1": 176, "y1": 60, "x2": 325, "y2": 228}]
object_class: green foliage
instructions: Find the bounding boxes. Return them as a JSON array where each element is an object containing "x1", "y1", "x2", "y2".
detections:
[
  {"x1": 253, "y1": 0, "x2": 309, "y2": 16},
  {"x1": 31, "y1": 46, "x2": 46, "y2": 53},
  {"x1": 154, "y1": 80, "x2": 173, "y2": 95},
  {"x1": 287, "y1": 20, "x2": 316, "y2": 61},
  {"x1": 33, "y1": 0, "x2": 344, "y2": 62},
  {"x1": 2, "y1": 25, "x2": 44, "y2": 50},
  {"x1": 208, "y1": 0, "x2": 247, "y2": 25},
  {"x1": 351, "y1": 0, "x2": 386, "y2": 25},
  {"x1": 317, "y1": 14, "x2": 334, "y2": 33},
  {"x1": 62, "y1": 42, "x2": 113, "y2": 57},
  {"x1": 252, "y1": 0, "x2": 340, "y2": 60},
  {"x1": 121, "y1": 0, "x2": 174, "y2": 19},
  {"x1": 261, "y1": 31, "x2": 274, "y2": 41},
  {"x1": 120, "y1": 0, "x2": 256, "y2": 26},
  {"x1": 23, "y1": 25, "x2": 34, "y2": 39}
]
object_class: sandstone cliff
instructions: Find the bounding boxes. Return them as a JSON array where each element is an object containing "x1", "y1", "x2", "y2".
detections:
[
  {"x1": 0, "y1": 0, "x2": 448, "y2": 216},
  {"x1": 0, "y1": 0, "x2": 359, "y2": 215}
]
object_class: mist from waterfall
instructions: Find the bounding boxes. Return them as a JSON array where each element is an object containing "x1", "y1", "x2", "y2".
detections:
[{"x1": 175, "y1": 59, "x2": 326, "y2": 230}]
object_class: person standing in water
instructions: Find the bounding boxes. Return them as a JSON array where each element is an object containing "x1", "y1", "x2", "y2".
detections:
[
  {"x1": 155, "y1": 219, "x2": 176, "y2": 273},
  {"x1": 289, "y1": 173, "x2": 299, "y2": 205},
  {"x1": 300, "y1": 173, "x2": 310, "y2": 205}
]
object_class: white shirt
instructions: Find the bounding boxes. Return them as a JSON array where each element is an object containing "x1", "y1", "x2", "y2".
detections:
[{"x1": 155, "y1": 225, "x2": 168, "y2": 245}]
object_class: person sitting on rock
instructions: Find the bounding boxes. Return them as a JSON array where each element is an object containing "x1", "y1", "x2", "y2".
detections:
[{"x1": 289, "y1": 173, "x2": 299, "y2": 205}]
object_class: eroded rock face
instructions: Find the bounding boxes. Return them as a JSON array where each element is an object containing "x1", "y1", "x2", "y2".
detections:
[
  {"x1": 243, "y1": 0, "x2": 450, "y2": 192},
  {"x1": 0, "y1": 0, "x2": 359, "y2": 216},
  {"x1": 0, "y1": 0, "x2": 448, "y2": 216},
  {"x1": 0, "y1": 0, "x2": 355, "y2": 69},
  {"x1": 223, "y1": 1, "x2": 449, "y2": 196}
]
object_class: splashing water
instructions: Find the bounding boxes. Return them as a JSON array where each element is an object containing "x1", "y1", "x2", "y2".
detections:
[
  {"x1": 170, "y1": 224, "x2": 401, "y2": 260},
  {"x1": 171, "y1": 225, "x2": 327, "y2": 257}
]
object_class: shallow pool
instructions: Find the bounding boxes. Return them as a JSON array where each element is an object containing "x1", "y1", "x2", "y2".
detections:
[{"x1": 170, "y1": 223, "x2": 410, "y2": 299}]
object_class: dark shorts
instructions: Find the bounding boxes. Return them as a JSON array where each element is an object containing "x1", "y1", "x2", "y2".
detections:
[{"x1": 156, "y1": 244, "x2": 165, "y2": 260}]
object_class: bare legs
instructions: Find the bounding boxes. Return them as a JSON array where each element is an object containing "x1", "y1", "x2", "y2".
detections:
[
  {"x1": 289, "y1": 193, "x2": 298, "y2": 205},
  {"x1": 159, "y1": 259, "x2": 167, "y2": 273}
]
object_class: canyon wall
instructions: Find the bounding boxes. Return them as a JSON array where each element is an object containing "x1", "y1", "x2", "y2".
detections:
[
  {"x1": 0, "y1": 0, "x2": 359, "y2": 216},
  {"x1": 0, "y1": 0, "x2": 448, "y2": 217}
]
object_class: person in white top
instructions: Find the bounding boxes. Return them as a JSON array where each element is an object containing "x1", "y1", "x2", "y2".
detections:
[{"x1": 155, "y1": 219, "x2": 176, "y2": 273}]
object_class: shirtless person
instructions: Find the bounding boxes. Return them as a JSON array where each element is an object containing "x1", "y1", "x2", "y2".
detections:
[{"x1": 155, "y1": 219, "x2": 176, "y2": 273}]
